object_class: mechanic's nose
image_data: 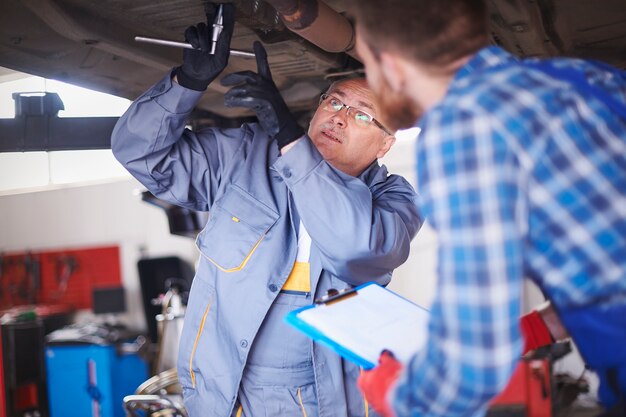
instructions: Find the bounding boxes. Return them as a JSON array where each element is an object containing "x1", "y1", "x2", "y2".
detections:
[{"x1": 330, "y1": 108, "x2": 348, "y2": 127}]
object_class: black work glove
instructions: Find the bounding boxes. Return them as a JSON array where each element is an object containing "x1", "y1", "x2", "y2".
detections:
[
  {"x1": 175, "y1": 4, "x2": 235, "y2": 91},
  {"x1": 221, "y1": 41, "x2": 305, "y2": 150}
]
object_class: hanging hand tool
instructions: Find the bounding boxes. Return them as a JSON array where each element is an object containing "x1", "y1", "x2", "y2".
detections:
[{"x1": 53, "y1": 255, "x2": 78, "y2": 300}]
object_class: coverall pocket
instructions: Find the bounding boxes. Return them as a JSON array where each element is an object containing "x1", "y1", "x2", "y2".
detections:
[
  {"x1": 262, "y1": 384, "x2": 318, "y2": 417},
  {"x1": 238, "y1": 383, "x2": 317, "y2": 417},
  {"x1": 196, "y1": 185, "x2": 279, "y2": 272}
]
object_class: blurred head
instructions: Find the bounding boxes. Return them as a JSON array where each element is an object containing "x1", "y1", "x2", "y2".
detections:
[
  {"x1": 307, "y1": 78, "x2": 396, "y2": 177},
  {"x1": 350, "y1": 0, "x2": 488, "y2": 69},
  {"x1": 350, "y1": 0, "x2": 489, "y2": 129},
  {"x1": 355, "y1": 35, "x2": 425, "y2": 132}
]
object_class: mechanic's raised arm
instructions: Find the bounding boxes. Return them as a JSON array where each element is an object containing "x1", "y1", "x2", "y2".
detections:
[
  {"x1": 111, "y1": 5, "x2": 240, "y2": 211},
  {"x1": 278, "y1": 139, "x2": 422, "y2": 285}
]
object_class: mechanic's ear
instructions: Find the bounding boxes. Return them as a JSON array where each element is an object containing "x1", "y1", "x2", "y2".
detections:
[{"x1": 376, "y1": 134, "x2": 396, "y2": 159}]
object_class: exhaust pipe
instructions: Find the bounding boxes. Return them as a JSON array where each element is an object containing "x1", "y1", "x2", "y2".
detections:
[{"x1": 265, "y1": 0, "x2": 357, "y2": 58}]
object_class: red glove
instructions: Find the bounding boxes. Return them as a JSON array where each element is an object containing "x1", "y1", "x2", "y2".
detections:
[
  {"x1": 358, "y1": 351, "x2": 403, "y2": 417},
  {"x1": 520, "y1": 310, "x2": 554, "y2": 354}
]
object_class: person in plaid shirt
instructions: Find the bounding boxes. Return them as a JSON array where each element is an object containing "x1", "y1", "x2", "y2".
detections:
[{"x1": 348, "y1": 0, "x2": 626, "y2": 416}]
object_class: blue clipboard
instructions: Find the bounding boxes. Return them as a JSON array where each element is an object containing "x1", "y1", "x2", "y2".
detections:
[{"x1": 284, "y1": 282, "x2": 429, "y2": 369}]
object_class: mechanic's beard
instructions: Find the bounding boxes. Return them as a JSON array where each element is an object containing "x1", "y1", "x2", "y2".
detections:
[{"x1": 374, "y1": 75, "x2": 422, "y2": 132}]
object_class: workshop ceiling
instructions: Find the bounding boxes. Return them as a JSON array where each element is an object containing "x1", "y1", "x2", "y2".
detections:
[{"x1": 1, "y1": 0, "x2": 625, "y2": 126}]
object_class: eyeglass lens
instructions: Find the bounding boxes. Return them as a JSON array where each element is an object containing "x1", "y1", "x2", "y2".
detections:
[{"x1": 320, "y1": 94, "x2": 374, "y2": 127}]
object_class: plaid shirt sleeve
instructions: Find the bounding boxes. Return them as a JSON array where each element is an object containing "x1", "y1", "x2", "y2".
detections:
[{"x1": 392, "y1": 106, "x2": 526, "y2": 417}]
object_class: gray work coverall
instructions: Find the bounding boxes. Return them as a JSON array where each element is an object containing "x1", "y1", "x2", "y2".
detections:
[{"x1": 111, "y1": 73, "x2": 422, "y2": 417}]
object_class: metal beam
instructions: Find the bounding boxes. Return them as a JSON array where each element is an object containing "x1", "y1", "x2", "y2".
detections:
[{"x1": 0, "y1": 116, "x2": 118, "y2": 152}]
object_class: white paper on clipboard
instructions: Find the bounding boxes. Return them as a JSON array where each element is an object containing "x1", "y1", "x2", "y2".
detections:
[{"x1": 286, "y1": 283, "x2": 429, "y2": 368}]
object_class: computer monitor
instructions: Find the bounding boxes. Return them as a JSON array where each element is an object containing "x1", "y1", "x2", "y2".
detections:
[{"x1": 92, "y1": 286, "x2": 126, "y2": 314}]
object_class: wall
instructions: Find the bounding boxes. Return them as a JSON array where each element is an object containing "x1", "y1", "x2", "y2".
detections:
[{"x1": 0, "y1": 178, "x2": 198, "y2": 330}]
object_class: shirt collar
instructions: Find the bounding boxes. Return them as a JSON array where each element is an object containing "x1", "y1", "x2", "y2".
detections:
[
  {"x1": 358, "y1": 160, "x2": 387, "y2": 186},
  {"x1": 453, "y1": 46, "x2": 518, "y2": 82}
]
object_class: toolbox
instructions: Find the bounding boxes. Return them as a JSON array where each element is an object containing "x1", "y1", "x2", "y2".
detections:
[{"x1": 45, "y1": 324, "x2": 148, "y2": 417}]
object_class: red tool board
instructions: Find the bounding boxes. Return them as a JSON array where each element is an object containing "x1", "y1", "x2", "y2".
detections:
[{"x1": 0, "y1": 245, "x2": 122, "y2": 310}]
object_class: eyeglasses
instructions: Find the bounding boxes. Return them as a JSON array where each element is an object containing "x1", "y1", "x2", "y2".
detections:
[{"x1": 318, "y1": 93, "x2": 392, "y2": 135}]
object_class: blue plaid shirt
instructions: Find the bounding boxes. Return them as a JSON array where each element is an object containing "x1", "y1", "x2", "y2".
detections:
[{"x1": 393, "y1": 46, "x2": 626, "y2": 416}]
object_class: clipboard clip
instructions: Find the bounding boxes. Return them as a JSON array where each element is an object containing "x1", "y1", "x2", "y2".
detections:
[{"x1": 314, "y1": 286, "x2": 357, "y2": 305}]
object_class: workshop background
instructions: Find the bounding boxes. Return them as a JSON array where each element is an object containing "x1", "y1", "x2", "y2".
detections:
[
  {"x1": 3, "y1": 0, "x2": 623, "y2": 413},
  {"x1": 0, "y1": 75, "x2": 595, "y2": 416}
]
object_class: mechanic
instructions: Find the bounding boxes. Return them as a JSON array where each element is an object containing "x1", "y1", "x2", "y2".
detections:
[
  {"x1": 111, "y1": 5, "x2": 422, "y2": 417},
  {"x1": 349, "y1": 0, "x2": 626, "y2": 416}
]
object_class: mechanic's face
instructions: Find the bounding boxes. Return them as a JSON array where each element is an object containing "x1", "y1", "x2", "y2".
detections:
[
  {"x1": 355, "y1": 29, "x2": 423, "y2": 131},
  {"x1": 308, "y1": 78, "x2": 395, "y2": 177}
]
